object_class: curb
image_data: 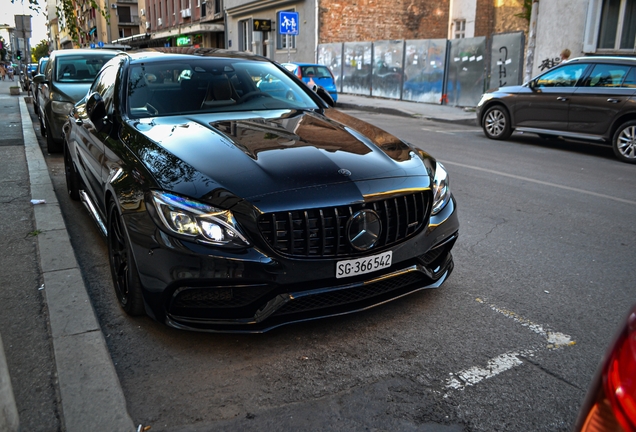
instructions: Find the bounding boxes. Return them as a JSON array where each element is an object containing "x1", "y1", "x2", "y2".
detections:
[
  {"x1": 337, "y1": 102, "x2": 478, "y2": 126},
  {"x1": 19, "y1": 98, "x2": 136, "y2": 432}
]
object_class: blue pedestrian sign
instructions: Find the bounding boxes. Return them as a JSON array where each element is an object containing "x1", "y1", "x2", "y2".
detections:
[
  {"x1": 278, "y1": 11, "x2": 299, "y2": 35},
  {"x1": 90, "y1": 43, "x2": 96, "y2": 49},
  {"x1": 98, "y1": 41, "x2": 104, "y2": 47}
]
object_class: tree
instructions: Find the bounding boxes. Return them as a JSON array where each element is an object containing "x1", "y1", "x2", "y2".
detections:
[
  {"x1": 31, "y1": 39, "x2": 49, "y2": 61},
  {"x1": 12, "y1": 0, "x2": 108, "y2": 44}
]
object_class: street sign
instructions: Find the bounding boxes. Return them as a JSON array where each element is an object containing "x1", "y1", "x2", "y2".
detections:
[
  {"x1": 253, "y1": 19, "x2": 272, "y2": 32},
  {"x1": 90, "y1": 43, "x2": 96, "y2": 49},
  {"x1": 278, "y1": 11, "x2": 299, "y2": 35},
  {"x1": 98, "y1": 41, "x2": 104, "y2": 47}
]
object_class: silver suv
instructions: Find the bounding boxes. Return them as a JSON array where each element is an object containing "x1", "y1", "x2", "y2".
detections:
[{"x1": 476, "y1": 56, "x2": 636, "y2": 163}]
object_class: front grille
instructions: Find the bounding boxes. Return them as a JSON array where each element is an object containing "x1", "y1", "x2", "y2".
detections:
[
  {"x1": 258, "y1": 191, "x2": 431, "y2": 258},
  {"x1": 272, "y1": 271, "x2": 427, "y2": 316}
]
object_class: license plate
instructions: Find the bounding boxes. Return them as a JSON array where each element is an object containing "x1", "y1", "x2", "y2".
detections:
[{"x1": 336, "y1": 251, "x2": 393, "y2": 279}]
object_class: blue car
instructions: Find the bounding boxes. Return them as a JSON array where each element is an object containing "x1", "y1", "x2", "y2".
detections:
[{"x1": 282, "y1": 62, "x2": 338, "y2": 103}]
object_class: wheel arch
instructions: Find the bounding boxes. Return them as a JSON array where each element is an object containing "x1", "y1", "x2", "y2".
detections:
[{"x1": 609, "y1": 112, "x2": 636, "y2": 142}]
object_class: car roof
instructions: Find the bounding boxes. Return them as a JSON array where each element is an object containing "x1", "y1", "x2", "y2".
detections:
[
  {"x1": 568, "y1": 56, "x2": 636, "y2": 66},
  {"x1": 121, "y1": 47, "x2": 272, "y2": 64}
]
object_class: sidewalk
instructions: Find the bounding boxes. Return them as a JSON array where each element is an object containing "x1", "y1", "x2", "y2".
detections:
[
  {"x1": 0, "y1": 78, "x2": 135, "y2": 431},
  {"x1": 0, "y1": 79, "x2": 473, "y2": 431},
  {"x1": 337, "y1": 93, "x2": 477, "y2": 126}
]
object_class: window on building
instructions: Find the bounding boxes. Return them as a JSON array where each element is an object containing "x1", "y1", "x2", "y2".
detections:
[
  {"x1": 454, "y1": 19, "x2": 466, "y2": 39},
  {"x1": 587, "y1": 0, "x2": 636, "y2": 51},
  {"x1": 599, "y1": 0, "x2": 636, "y2": 49},
  {"x1": 239, "y1": 19, "x2": 252, "y2": 52},
  {"x1": 276, "y1": 9, "x2": 297, "y2": 50},
  {"x1": 214, "y1": 0, "x2": 221, "y2": 14}
]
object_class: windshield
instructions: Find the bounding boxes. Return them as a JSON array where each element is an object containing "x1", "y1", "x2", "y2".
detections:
[
  {"x1": 55, "y1": 54, "x2": 116, "y2": 83},
  {"x1": 126, "y1": 58, "x2": 321, "y2": 118}
]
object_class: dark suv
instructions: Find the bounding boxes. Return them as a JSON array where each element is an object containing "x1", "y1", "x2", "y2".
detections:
[{"x1": 476, "y1": 56, "x2": 636, "y2": 163}]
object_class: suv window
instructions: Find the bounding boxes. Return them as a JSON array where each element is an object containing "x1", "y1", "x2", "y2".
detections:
[
  {"x1": 622, "y1": 67, "x2": 636, "y2": 88},
  {"x1": 536, "y1": 63, "x2": 588, "y2": 88},
  {"x1": 583, "y1": 63, "x2": 632, "y2": 87}
]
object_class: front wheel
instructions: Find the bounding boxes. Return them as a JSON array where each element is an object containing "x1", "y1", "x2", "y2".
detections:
[
  {"x1": 482, "y1": 106, "x2": 513, "y2": 140},
  {"x1": 612, "y1": 120, "x2": 636, "y2": 164},
  {"x1": 107, "y1": 200, "x2": 145, "y2": 316}
]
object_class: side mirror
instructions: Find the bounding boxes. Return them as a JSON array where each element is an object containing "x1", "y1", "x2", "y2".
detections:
[
  {"x1": 86, "y1": 92, "x2": 108, "y2": 132},
  {"x1": 528, "y1": 79, "x2": 537, "y2": 91},
  {"x1": 32, "y1": 74, "x2": 46, "y2": 84},
  {"x1": 315, "y1": 86, "x2": 335, "y2": 108}
]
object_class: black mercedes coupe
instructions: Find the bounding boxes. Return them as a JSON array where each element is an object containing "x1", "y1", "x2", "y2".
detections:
[{"x1": 62, "y1": 48, "x2": 459, "y2": 332}]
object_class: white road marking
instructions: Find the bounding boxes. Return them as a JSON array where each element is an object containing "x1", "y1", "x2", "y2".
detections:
[
  {"x1": 477, "y1": 299, "x2": 576, "y2": 349},
  {"x1": 445, "y1": 301, "x2": 576, "y2": 391},
  {"x1": 442, "y1": 160, "x2": 636, "y2": 206},
  {"x1": 446, "y1": 351, "x2": 531, "y2": 390}
]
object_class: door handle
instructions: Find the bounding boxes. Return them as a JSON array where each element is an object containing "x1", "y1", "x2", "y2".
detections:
[
  {"x1": 607, "y1": 98, "x2": 620, "y2": 104},
  {"x1": 556, "y1": 97, "x2": 568, "y2": 101}
]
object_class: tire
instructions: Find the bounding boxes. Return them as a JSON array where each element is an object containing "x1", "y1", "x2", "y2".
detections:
[
  {"x1": 63, "y1": 143, "x2": 81, "y2": 201},
  {"x1": 107, "y1": 200, "x2": 146, "y2": 316},
  {"x1": 482, "y1": 105, "x2": 513, "y2": 140},
  {"x1": 612, "y1": 120, "x2": 636, "y2": 164},
  {"x1": 45, "y1": 118, "x2": 62, "y2": 153}
]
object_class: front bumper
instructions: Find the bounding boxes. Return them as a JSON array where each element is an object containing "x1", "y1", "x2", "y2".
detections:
[{"x1": 126, "y1": 197, "x2": 459, "y2": 333}]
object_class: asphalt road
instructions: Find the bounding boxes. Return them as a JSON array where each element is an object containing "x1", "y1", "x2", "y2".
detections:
[{"x1": 29, "y1": 104, "x2": 636, "y2": 431}]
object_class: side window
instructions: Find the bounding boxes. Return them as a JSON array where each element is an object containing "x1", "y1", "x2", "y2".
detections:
[
  {"x1": 583, "y1": 63, "x2": 631, "y2": 87},
  {"x1": 90, "y1": 64, "x2": 120, "y2": 114},
  {"x1": 536, "y1": 63, "x2": 588, "y2": 88},
  {"x1": 621, "y1": 67, "x2": 636, "y2": 88}
]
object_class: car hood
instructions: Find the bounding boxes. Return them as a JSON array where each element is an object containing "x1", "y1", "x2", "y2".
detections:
[
  {"x1": 126, "y1": 109, "x2": 434, "y2": 210},
  {"x1": 490, "y1": 84, "x2": 525, "y2": 94},
  {"x1": 53, "y1": 82, "x2": 91, "y2": 103}
]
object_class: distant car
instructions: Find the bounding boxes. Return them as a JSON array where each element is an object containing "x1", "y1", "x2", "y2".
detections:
[
  {"x1": 62, "y1": 48, "x2": 458, "y2": 332},
  {"x1": 32, "y1": 57, "x2": 48, "y2": 115},
  {"x1": 282, "y1": 62, "x2": 338, "y2": 103},
  {"x1": 19, "y1": 63, "x2": 37, "y2": 91},
  {"x1": 573, "y1": 304, "x2": 636, "y2": 432},
  {"x1": 32, "y1": 49, "x2": 117, "y2": 153},
  {"x1": 476, "y1": 56, "x2": 636, "y2": 164}
]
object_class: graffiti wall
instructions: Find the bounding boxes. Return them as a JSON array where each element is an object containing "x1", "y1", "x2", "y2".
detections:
[
  {"x1": 488, "y1": 32, "x2": 525, "y2": 90},
  {"x1": 402, "y1": 39, "x2": 448, "y2": 104},
  {"x1": 371, "y1": 40, "x2": 404, "y2": 99},
  {"x1": 342, "y1": 42, "x2": 373, "y2": 96},
  {"x1": 318, "y1": 31, "x2": 521, "y2": 107},
  {"x1": 318, "y1": 43, "x2": 343, "y2": 92},
  {"x1": 446, "y1": 36, "x2": 487, "y2": 107}
]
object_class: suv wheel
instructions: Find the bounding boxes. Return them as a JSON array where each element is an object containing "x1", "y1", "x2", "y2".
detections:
[
  {"x1": 483, "y1": 106, "x2": 513, "y2": 140},
  {"x1": 612, "y1": 120, "x2": 636, "y2": 164}
]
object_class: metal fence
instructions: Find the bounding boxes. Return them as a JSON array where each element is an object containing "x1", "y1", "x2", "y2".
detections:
[{"x1": 317, "y1": 32, "x2": 525, "y2": 107}]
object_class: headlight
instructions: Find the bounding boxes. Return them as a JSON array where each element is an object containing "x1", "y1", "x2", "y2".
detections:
[
  {"x1": 51, "y1": 101, "x2": 74, "y2": 115},
  {"x1": 431, "y1": 162, "x2": 451, "y2": 215},
  {"x1": 150, "y1": 191, "x2": 250, "y2": 248}
]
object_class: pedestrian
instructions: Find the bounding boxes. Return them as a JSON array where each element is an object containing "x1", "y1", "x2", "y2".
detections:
[
  {"x1": 7, "y1": 64, "x2": 14, "y2": 80},
  {"x1": 560, "y1": 48, "x2": 571, "y2": 63},
  {"x1": 0, "y1": 64, "x2": 5, "y2": 81}
]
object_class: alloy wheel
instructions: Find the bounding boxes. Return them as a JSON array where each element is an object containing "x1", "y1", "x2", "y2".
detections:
[
  {"x1": 485, "y1": 109, "x2": 506, "y2": 137},
  {"x1": 616, "y1": 125, "x2": 636, "y2": 160}
]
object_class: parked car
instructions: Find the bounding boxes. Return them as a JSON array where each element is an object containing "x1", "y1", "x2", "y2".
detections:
[
  {"x1": 573, "y1": 304, "x2": 636, "y2": 432},
  {"x1": 62, "y1": 48, "x2": 459, "y2": 332},
  {"x1": 33, "y1": 49, "x2": 117, "y2": 153},
  {"x1": 32, "y1": 57, "x2": 48, "y2": 116},
  {"x1": 19, "y1": 63, "x2": 37, "y2": 92},
  {"x1": 282, "y1": 62, "x2": 339, "y2": 103},
  {"x1": 476, "y1": 56, "x2": 636, "y2": 163}
]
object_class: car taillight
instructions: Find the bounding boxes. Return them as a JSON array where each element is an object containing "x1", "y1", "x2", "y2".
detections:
[{"x1": 579, "y1": 310, "x2": 636, "y2": 432}]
